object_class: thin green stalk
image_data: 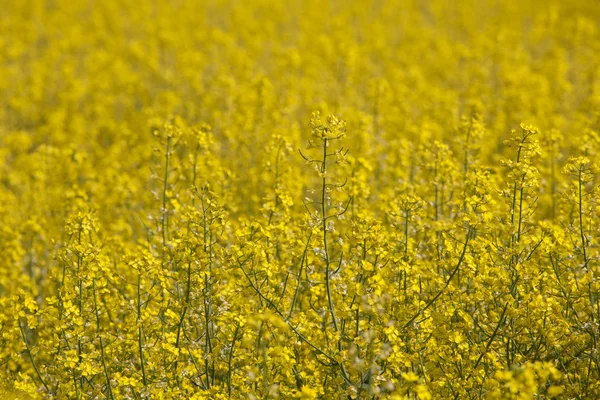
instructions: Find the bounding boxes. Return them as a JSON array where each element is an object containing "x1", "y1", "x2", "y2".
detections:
[
  {"x1": 289, "y1": 232, "x2": 312, "y2": 317},
  {"x1": 578, "y1": 169, "x2": 588, "y2": 267},
  {"x1": 137, "y1": 274, "x2": 147, "y2": 386},
  {"x1": 162, "y1": 136, "x2": 172, "y2": 249},
  {"x1": 175, "y1": 252, "x2": 193, "y2": 379},
  {"x1": 227, "y1": 323, "x2": 240, "y2": 398},
  {"x1": 92, "y1": 280, "x2": 114, "y2": 400},
  {"x1": 76, "y1": 227, "x2": 84, "y2": 392},
  {"x1": 321, "y1": 137, "x2": 338, "y2": 332},
  {"x1": 18, "y1": 320, "x2": 49, "y2": 393},
  {"x1": 201, "y1": 196, "x2": 213, "y2": 388}
]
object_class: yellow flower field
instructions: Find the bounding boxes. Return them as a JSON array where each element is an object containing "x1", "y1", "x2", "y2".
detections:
[{"x1": 1, "y1": 0, "x2": 599, "y2": 398}]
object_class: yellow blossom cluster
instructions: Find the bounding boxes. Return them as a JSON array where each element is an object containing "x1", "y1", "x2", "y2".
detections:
[{"x1": 1, "y1": 0, "x2": 599, "y2": 398}]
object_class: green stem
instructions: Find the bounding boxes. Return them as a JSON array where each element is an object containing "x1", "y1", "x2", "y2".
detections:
[
  {"x1": 321, "y1": 137, "x2": 338, "y2": 332},
  {"x1": 18, "y1": 320, "x2": 50, "y2": 393},
  {"x1": 137, "y1": 274, "x2": 147, "y2": 386},
  {"x1": 93, "y1": 280, "x2": 114, "y2": 400}
]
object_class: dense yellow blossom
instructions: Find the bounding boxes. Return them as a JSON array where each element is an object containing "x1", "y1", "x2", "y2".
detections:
[{"x1": 1, "y1": 0, "x2": 599, "y2": 398}]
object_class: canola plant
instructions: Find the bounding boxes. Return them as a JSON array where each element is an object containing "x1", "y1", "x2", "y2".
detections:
[{"x1": 1, "y1": 0, "x2": 600, "y2": 398}]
